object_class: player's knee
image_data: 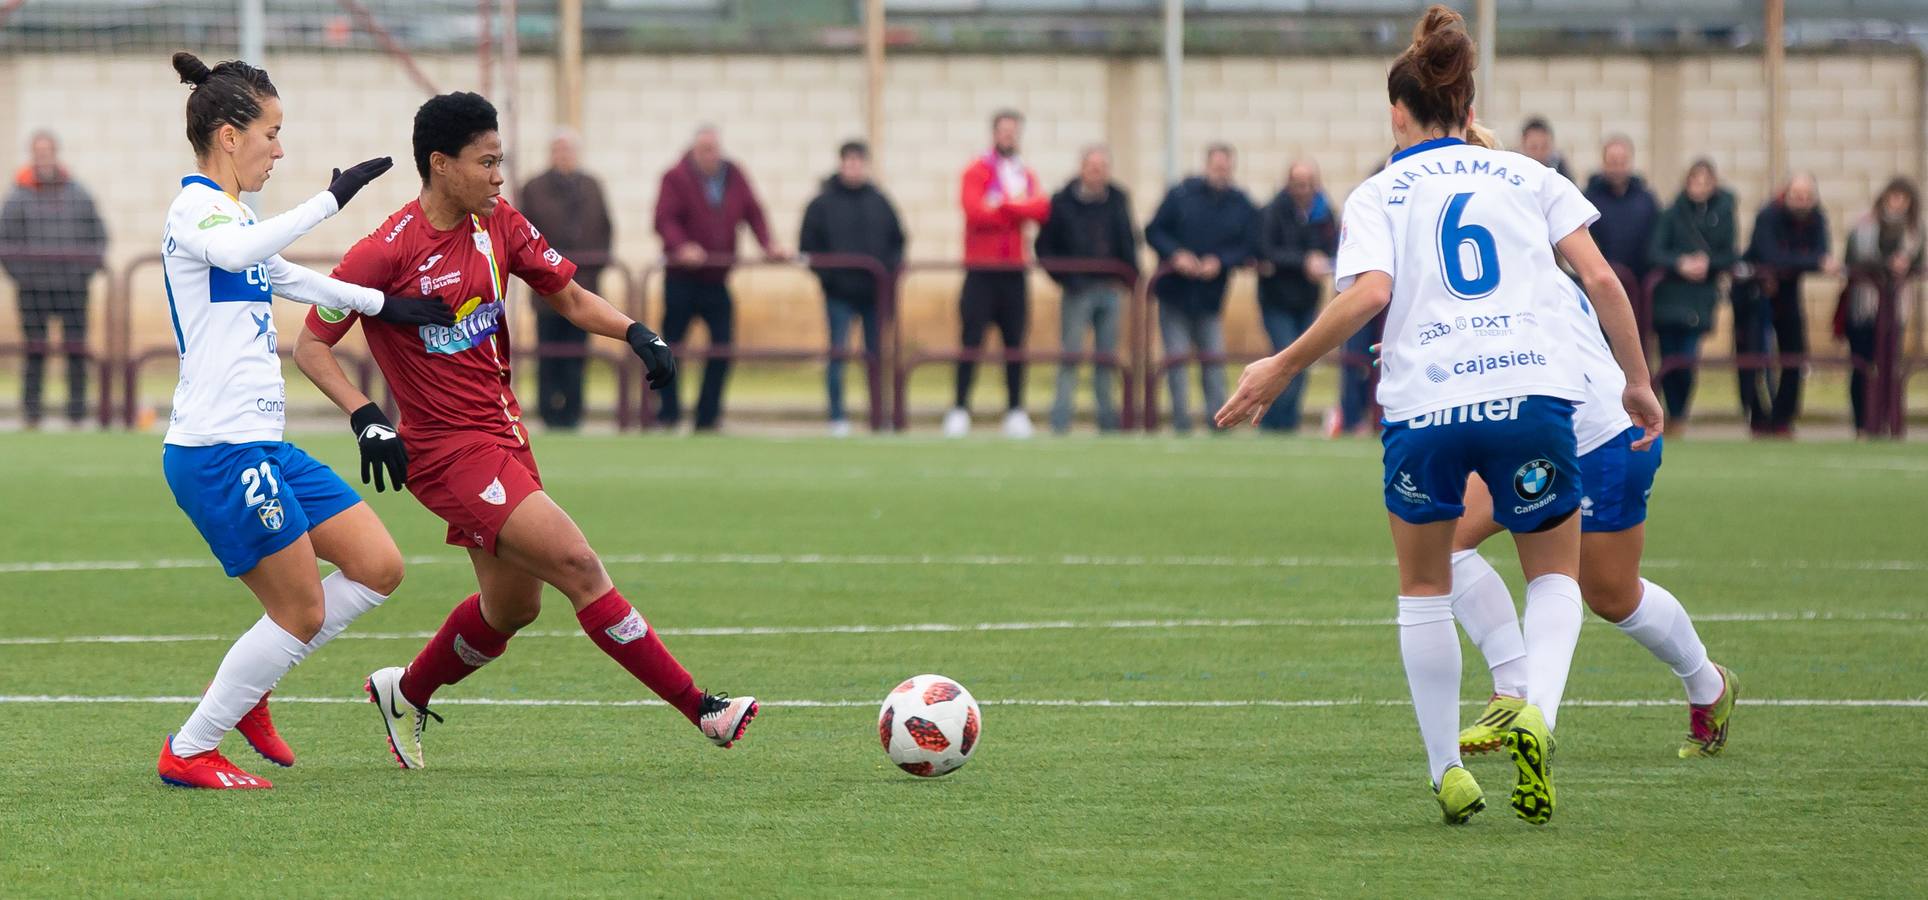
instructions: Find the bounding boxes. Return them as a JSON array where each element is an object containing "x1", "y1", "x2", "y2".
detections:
[
  {"x1": 279, "y1": 606, "x2": 325, "y2": 644},
  {"x1": 553, "y1": 544, "x2": 608, "y2": 597},
  {"x1": 1581, "y1": 572, "x2": 1642, "y2": 623},
  {"x1": 492, "y1": 598, "x2": 541, "y2": 632},
  {"x1": 346, "y1": 548, "x2": 406, "y2": 597}
]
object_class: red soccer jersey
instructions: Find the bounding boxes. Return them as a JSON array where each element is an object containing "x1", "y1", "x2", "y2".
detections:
[{"x1": 306, "y1": 198, "x2": 576, "y2": 450}]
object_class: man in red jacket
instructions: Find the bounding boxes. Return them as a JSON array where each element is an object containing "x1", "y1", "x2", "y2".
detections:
[
  {"x1": 947, "y1": 109, "x2": 1050, "y2": 438},
  {"x1": 652, "y1": 126, "x2": 787, "y2": 431}
]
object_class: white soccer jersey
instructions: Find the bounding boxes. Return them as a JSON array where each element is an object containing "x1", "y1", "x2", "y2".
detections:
[
  {"x1": 1561, "y1": 279, "x2": 1635, "y2": 455},
  {"x1": 160, "y1": 174, "x2": 386, "y2": 446},
  {"x1": 1335, "y1": 138, "x2": 1601, "y2": 421}
]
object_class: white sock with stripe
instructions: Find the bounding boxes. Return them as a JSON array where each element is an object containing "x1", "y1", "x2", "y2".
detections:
[
  {"x1": 1397, "y1": 595, "x2": 1463, "y2": 787},
  {"x1": 1614, "y1": 579, "x2": 1724, "y2": 705},
  {"x1": 1449, "y1": 550, "x2": 1528, "y2": 698},
  {"x1": 308, "y1": 571, "x2": 389, "y2": 652},
  {"x1": 172, "y1": 617, "x2": 311, "y2": 757},
  {"x1": 1521, "y1": 574, "x2": 1585, "y2": 731}
]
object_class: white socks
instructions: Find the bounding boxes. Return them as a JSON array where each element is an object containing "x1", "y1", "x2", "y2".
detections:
[
  {"x1": 172, "y1": 573, "x2": 390, "y2": 757},
  {"x1": 172, "y1": 617, "x2": 311, "y2": 756},
  {"x1": 1449, "y1": 550, "x2": 1528, "y2": 698},
  {"x1": 1614, "y1": 578, "x2": 1723, "y2": 705},
  {"x1": 1397, "y1": 595, "x2": 1463, "y2": 786},
  {"x1": 310, "y1": 571, "x2": 389, "y2": 651},
  {"x1": 1521, "y1": 574, "x2": 1585, "y2": 731}
]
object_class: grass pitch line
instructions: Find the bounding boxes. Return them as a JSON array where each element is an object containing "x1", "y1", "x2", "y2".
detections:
[
  {"x1": 4, "y1": 551, "x2": 1927, "y2": 575},
  {"x1": 3, "y1": 609, "x2": 1923, "y2": 646},
  {"x1": 0, "y1": 694, "x2": 1924, "y2": 709}
]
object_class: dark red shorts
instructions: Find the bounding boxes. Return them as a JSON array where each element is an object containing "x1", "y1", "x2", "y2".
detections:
[{"x1": 406, "y1": 436, "x2": 543, "y2": 555}]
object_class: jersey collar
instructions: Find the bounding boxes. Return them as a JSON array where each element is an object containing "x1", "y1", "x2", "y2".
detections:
[
  {"x1": 181, "y1": 174, "x2": 225, "y2": 192},
  {"x1": 1389, "y1": 136, "x2": 1465, "y2": 164}
]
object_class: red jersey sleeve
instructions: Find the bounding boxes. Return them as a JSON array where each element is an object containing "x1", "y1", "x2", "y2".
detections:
[
  {"x1": 306, "y1": 232, "x2": 393, "y2": 344},
  {"x1": 500, "y1": 202, "x2": 577, "y2": 296}
]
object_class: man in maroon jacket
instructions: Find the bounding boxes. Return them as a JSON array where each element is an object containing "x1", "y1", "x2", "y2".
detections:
[{"x1": 652, "y1": 126, "x2": 787, "y2": 430}]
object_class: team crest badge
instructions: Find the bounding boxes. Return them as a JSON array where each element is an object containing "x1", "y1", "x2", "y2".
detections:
[
  {"x1": 604, "y1": 610, "x2": 649, "y2": 645},
  {"x1": 472, "y1": 231, "x2": 493, "y2": 254},
  {"x1": 1513, "y1": 459, "x2": 1555, "y2": 501},
  {"x1": 257, "y1": 498, "x2": 286, "y2": 532}
]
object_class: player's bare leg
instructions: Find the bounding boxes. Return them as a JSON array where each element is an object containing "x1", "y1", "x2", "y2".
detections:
[
  {"x1": 162, "y1": 537, "x2": 327, "y2": 790},
  {"x1": 491, "y1": 491, "x2": 756, "y2": 747},
  {"x1": 1387, "y1": 515, "x2": 1483, "y2": 822},
  {"x1": 1448, "y1": 476, "x2": 1528, "y2": 753},
  {"x1": 1582, "y1": 525, "x2": 1735, "y2": 757}
]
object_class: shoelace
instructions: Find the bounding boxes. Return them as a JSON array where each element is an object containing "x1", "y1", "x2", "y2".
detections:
[
  {"x1": 699, "y1": 693, "x2": 729, "y2": 718},
  {"x1": 414, "y1": 705, "x2": 445, "y2": 742}
]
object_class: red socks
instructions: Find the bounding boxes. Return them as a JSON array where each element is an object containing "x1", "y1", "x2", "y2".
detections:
[
  {"x1": 576, "y1": 587, "x2": 704, "y2": 724},
  {"x1": 399, "y1": 594, "x2": 511, "y2": 709}
]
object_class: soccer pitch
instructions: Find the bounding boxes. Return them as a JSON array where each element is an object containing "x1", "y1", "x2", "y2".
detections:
[{"x1": 1, "y1": 431, "x2": 1924, "y2": 896}]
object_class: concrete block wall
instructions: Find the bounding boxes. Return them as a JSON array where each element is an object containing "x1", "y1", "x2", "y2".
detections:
[{"x1": 0, "y1": 49, "x2": 1919, "y2": 367}]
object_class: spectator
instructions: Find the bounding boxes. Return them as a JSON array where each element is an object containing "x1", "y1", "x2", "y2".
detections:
[
  {"x1": 1648, "y1": 158, "x2": 1738, "y2": 434},
  {"x1": 1519, "y1": 117, "x2": 1571, "y2": 181},
  {"x1": 1583, "y1": 134, "x2": 1660, "y2": 281},
  {"x1": 1737, "y1": 172, "x2": 1837, "y2": 436},
  {"x1": 652, "y1": 125, "x2": 785, "y2": 432},
  {"x1": 1034, "y1": 145, "x2": 1136, "y2": 435},
  {"x1": 517, "y1": 128, "x2": 612, "y2": 431},
  {"x1": 1255, "y1": 159, "x2": 1337, "y2": 433},
  {"x1": 948, "y1": 109, "x2": 1050, "y2": 439},
  {"x1": 1839, "y1": 177, "x2": 1924, "y2": 436},
  {"x1": 799, "y1": 140, "x2": 904, "y2": 436},
  {"x1": 0, "y1": 130, "x2": 106, "y2": 428},
  {"x1": 1146, "y1": 143, "x2": 1258, "y2": 434}
]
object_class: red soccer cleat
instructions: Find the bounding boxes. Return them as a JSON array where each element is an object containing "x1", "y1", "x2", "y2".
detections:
[
  {"x1": 158, "y1": 735, "x2": 274, "y2": 790},
  {"x1": 236, "y1": 691, "x2": 295, "y2": 767}
]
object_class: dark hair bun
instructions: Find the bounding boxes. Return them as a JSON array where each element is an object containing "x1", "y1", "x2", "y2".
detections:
[
  {"x1": 1409, "y1": 6, "x2": 1475, "y2": 93},
  {"x1": 173, "y1": 51, "x2": 212, "y2": 87}
]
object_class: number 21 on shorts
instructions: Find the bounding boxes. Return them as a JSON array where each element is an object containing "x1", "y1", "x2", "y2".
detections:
[
  {"x1": 241, "y1": 460, "x2": 286, "y2": 531},
  {"x1": 1437, "y1": 191, "x2": 1500, "y2": 300}
]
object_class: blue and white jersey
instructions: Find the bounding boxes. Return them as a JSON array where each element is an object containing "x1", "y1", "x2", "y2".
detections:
[
  {"x1": 1563, "y1": 280, "x2": 1635, "y2": 456},
  {"x1": 160, "y1": 174, "x2": 386, "y2": 446},
  {"x1": 1335, "y1": 138, "x2": 1601, "y2": 421}
]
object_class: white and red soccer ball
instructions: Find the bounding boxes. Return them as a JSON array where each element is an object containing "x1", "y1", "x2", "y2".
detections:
[{"x1": 878, "y1": 674, "x2": 981, "y2": 777}]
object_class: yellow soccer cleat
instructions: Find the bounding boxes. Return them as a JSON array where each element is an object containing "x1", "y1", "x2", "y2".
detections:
[
  {"x1": 1680, "y1": 663, "x2": 1738, "y2": 759},
  {"x1": 1459, "y1": 694, "x2": 1525, "y2": 755},
  {"x1": 1434, "y1": 764, "x2": 1486, "y2": 825},
  {"x1": 1503, "y1": 703, "x2": 1556, "y2": 825}
]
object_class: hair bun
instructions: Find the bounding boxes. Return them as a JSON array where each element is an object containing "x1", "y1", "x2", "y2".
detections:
[
  {"x1": 1410, "y1": 5, "x2": 1475, "y2": 92},
  {"x1": 172, "y1": 51, "x2": 212, "y2": 87}
]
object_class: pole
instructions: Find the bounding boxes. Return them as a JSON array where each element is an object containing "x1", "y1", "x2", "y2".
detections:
[
  {"x1": 239, "y1": 0, "x2": 265, "y2": 206},
  {"x1": 864, "y1": 0, "x2": 885, "y2": 175},
  {"x1": 478, "y1": 0, "x2": 494, "y2": 97},
  {"x1": 558, "y1": 0, "x2": 583, "y2": 134},
  {"x1": 1162, "y1": 0, "x2": 1181, "y2": 186},
  {"x1": 1764, "y1": 0, "x2": 1785, "y2": 196},
  {"x1": 1475, "y1": 0, "x2": 1496, "y2": 118},
  {"x1": 501, "y1": 0, "x2": 520, "y2": 199}
]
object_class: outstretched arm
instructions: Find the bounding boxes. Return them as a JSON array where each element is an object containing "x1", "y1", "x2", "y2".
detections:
[
  {"x1": 1557, "y1": 226, "x2": 1663, "y2": 447},
  {"x1": 544, "y1": 280, "x2": 677, "y2": 389},
  {"x1": 1216, "y1": 271, "x2": 1391, "y2": 428}
]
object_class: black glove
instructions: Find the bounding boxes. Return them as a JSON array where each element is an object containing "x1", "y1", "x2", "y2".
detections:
[
  {"x1": 327, "y1": 157, "x2": 393, "y2": 209},
  {"x1": 627, "y1": 322, "x2": 676, "y2": 390},
  {"x1": 374, "y1": 295, "x2": 456, "y2": 328},
  {"x1": 350, "y1": 403, "x2": 408, "y2": 493}
]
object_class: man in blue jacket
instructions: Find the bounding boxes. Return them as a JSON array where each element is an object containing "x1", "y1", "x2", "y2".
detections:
[
  {"x1": 1582, "y1": 135, "x2": 1660, "y2": 281},
  {"x1": 1145, "y1": 143, "x2": 1258, "y2": 433},
  {"x1": 1738, "y1": 172, "x2": 1837, "y2": 435}
]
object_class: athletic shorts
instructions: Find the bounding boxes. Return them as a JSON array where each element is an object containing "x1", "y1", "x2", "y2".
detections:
[
  {"x1": 162, "y1": 441, "x2": 361, "y2": 577},
  {"x1": 1380, "y1": 395, "x2": 1582, "y2": 532},
  {"x1": 1579, "y1": 426, "x2": 1663, "y2": 533},
  {"x1": 406, "y1": 437, "x2": 543, "y2": 555}
]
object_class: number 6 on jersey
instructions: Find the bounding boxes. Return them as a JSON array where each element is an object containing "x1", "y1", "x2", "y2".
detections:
[{"x1": 1437, "y1": 191, "x2": 1501, "y2": 300}]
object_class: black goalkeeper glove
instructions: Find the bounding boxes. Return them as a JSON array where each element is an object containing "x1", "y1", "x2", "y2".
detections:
[
  {"x1": 327, "y1": 157, "x2": 393, "y2": 209},
  {"x1": 627, "y1": 322, "x2": 676, "y2": 390},
  {"x1": 350, "y1": 403, "x2": 408, "y2": 493},
  {"x1": 374, "y1": 294, "x2": 456, "y2": 328}
]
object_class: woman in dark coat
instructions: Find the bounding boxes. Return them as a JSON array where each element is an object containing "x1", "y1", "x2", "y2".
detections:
[{"x1": 1647, "y1": 158, "x2": 1737, "y2": 430}]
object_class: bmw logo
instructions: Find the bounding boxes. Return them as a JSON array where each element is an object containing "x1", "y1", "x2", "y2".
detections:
[
  {"x1": 1425, "y1": 364, "x2": 1451, "y2": 384},
  {"x1": 1514, "y1": 459, "x2": 1555, "y2": 500}
]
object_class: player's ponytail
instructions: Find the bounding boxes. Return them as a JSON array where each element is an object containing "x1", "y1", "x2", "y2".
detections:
[
  {"x1": 172, "y1": 51, "x2": 279, "y2": 159},
  {"x1": 1387, "y1": 5, "x2": 1477, "y2": 133},
  {"x1": 1465, "y1": 122, "x2": 1501, "y2": 151}
]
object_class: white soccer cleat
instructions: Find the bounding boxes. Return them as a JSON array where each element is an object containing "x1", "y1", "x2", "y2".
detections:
[
  {"x1": 829, "y1": 419, "x2": 853, "y2": 438},
  {"x1": 1001, "y1": 409, "x2": 1034, "y2": 439},
  {"x1": 942, "y1": 407, "x2": 971, "y2": 438},
  {"x1": 698, "y1": 693, "x2": 759, "y2": 749},
  {"x1": 364, "y1": 666, "x2": 440, "y2": 769}
]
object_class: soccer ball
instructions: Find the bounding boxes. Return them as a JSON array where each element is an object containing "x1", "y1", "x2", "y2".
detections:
[{"x1": 878, "y1": 674, "x2": 981, "y2": 777}]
